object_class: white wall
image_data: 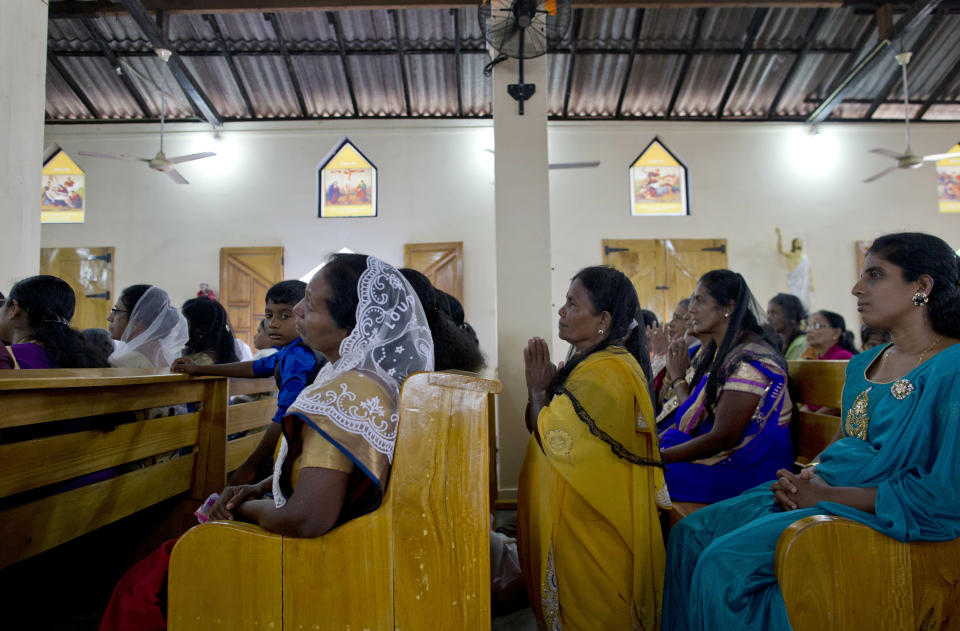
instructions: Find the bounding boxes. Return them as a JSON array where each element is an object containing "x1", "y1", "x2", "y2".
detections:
[
  {"x1": 41, "y1": 120, "x2": 498, "y2": 368},
  {"x1": 42, "y1": 118, "x2": 960, "y2": 497}
]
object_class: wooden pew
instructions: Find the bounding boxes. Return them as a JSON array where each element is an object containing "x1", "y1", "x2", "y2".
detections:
[
  {"x1": 167, "y1": 371, "x2": 501, "y2": 631},
  {"x1": 225, "y1": 376, "x2": 278, "y2": 473},
  {"x1": 786, "y1": 360, "x2": 844, "y2": 467},
  {"x1": 0, "y1": 369, "x2": 277, "y2": 570},
  {"x1": 668, "y1": 360, "x2": 847, "y2": 525},
  {"x1": 777, "y1": 516, "x2": 960, "y2": 629},
  {"x1": 776, "y1": 360, "x2": 960, "y2": 629}
]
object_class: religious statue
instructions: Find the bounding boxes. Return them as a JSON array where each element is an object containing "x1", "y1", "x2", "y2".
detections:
[{"x1": 776, "y1": 228, "x2": 814, "y2": 310}]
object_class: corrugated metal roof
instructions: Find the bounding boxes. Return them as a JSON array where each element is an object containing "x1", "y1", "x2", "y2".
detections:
[
  {"x1": 722, "y1": 53, "x2": 793, "y2": 118},
  {"x1": 43, "y1": 5, "x2": 960, "y2": 123}
]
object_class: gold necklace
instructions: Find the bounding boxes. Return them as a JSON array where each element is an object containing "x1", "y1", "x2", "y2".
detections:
[{"x1": 876, "y1": 335, "x2": 943, "y2": 378}]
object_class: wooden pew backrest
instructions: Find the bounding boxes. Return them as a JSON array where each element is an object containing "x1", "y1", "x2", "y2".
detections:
[
  {"x1": 777, "y1": 515, "x2": 960, "y2": 630},
  {"x1": 0, "y1": 368, "x2": 226, "y2": 569},
  {"x1": 225, "y1": 377, "x2": 277, "y2": 472},
  {"x1": 787, "y1": 360, "x2": 846, "y2": 466},
  {"x1": 168, "y1": 371, "x2": 501, "y2": 631}
]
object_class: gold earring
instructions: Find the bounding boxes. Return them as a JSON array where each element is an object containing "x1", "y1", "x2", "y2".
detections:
[{"x1": 912, "y1": 292, "x2": 929, "y2": 307}]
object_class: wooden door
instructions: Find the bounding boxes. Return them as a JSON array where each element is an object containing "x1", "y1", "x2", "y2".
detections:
[
  {"x1": 219, "y1": 247, "x2": 284, "y2": 351},
  {"x1": 404, "y1": 242, "x2": 464, "y2": 302},
  {"x1": 602, "y1": 240, "x2": 662, "y2": 317},
  {"x1": 39, "y1": 247, "x2": 114, "y2": 331},
  {"x1": 602, "y1": 239, "x2": 727, "y2": 322}
]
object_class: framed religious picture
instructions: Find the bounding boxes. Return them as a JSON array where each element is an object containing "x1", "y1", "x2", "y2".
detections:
[
  {"x1": 317, "y1": 138, "x2": 377, "y2": 218},
  {"x1": 936, "y1": 144, "x2": 960, "y2": 214},
  {"x1": 42, "y1": 149, "x2": 86, "y2": 223},
  {"x1": 629, "y1": 138, "x2": 689, "y2": 217}
]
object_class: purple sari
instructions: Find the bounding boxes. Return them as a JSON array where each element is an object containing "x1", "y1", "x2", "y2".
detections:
[{"x1": 5, "y1": 343, "x2": 58, "y2": 369}]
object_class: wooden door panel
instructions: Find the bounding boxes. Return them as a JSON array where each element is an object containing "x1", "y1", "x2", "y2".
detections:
[
  {"x1": 602, "y1": 240, "x2": 662, "y2": 319},
  {"x1": 602, "y1": 239, "x2": 727, "y2": 323},
  {"x1": 219, "y1": 248, "x2": 284, "y2": 351},
  {"x1": 664, "y1": 239, "x2": 727, "y2": 315},
  {"x1": 404, "y1": 242, "x2": 464, "y2": 302},
  {"x1": 39, "y1": 247, "x2": 114, "y2": 331}
]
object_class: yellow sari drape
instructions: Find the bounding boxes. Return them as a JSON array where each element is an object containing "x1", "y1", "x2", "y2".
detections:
[{"x1": 518, "y1": 347, "x2": 669, "y2": 631}]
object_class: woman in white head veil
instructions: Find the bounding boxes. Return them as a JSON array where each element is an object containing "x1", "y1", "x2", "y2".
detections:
[
  {"x1": 108, "y1": 286, "x2": 188, "y2": 368},
  {"x1": 209, "y1": 254, "x2": 434, "y2": 536}
]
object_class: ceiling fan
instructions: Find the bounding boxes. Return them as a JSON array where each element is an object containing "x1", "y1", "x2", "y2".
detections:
[
  {"x1": 864, "y1": 51, "x2": 960, "y2": 183},
  {"x1": 79, "y1": 51, "x2": 215, "y2": 184},
  {"x1": 482, "y1": 149, "x2": 599, "y2": 170}
]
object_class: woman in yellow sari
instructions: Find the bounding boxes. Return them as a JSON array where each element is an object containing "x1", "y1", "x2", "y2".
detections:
[{"x1": 518, "y1": 266, "x2": 669, "y2": 631}]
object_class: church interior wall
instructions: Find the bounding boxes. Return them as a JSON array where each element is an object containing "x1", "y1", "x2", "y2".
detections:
[{"x1": 41, "y1": 118, "x2": 960, "y2": 496}]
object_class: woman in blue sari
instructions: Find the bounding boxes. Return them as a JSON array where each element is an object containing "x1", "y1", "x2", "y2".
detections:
[
  {"x1": 659, "y1": 270, "x2": 792, "y2": 503},
  {"x1": 663, "y1": 232, "x2": 960, "y2": 630}
]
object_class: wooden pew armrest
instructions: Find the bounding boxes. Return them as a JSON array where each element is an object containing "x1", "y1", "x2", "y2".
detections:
[{"x1": 776, "y1": 514, "x2": 960, "y2": 629}]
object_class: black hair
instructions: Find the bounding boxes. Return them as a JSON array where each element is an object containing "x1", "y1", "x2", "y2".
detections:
[
  {"x1": 7, "y1": 275, "x2": 109, "y2": 368},
  {"x1": 639, "y1": 309, "x2": 659, "y2": 328},
  {"x1": 266, "y1": 280, "x2": 307, "y2": 307},
  {"x1": 769, "y1": 293, "x2": 807, "y2": 347},
  {"x1": 550, "y1": 266, "x2": 652, "y2": 396},
  {"x1": 436, "y1": 290, "x2": 466, "y2": 327},
  {"x1": 257, "y1": 319, "x2": 266, "y2": 331},
  {"x1": 860, "y1": 324, "x2": 891, "y2": 347},
  {"x1": 321, "y1": 253, "x2": 370, "y2": 331},
  {"x1": 868, "y1": 232, "x2": 960, "y2": 339},
  {"x1": 676, "y1": 298, "x2": 690, "y2": 310},
  {"x1": 689, "y1": 270, "x2": 784, "y2": 414},
  {"x1": 813, "y1": 310, "x2": 858, "y2": 355},
  {"x1": 83, "y1": 328, "x2": 115, "y2": 365},
  {"x1": 400, "y1": 268, "x2": 484, "y2": 372},
  {"x1": 119, "y1": 284, "x2": 152, "y2": 312},
  {"x1": 181, "y1": 297, "x2": 238, "y2": 363}
]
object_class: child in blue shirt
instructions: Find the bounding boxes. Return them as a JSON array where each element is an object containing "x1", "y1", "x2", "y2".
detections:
[{"x1": 172, "y1": 280, "x2": 323, "y2": 485}]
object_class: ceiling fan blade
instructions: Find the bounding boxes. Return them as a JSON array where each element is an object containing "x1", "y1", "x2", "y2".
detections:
[
  {"x1": 869, "y1": 148, "x2": 903, "y2": 159},
  {"x1": 549, "y1": 161, "x2": 601, "y2": 170},
  {"x1": 166, "y1": 169, "x2": 189, "y2": 185},
  {"x1": 863, "y1": 166, "x2": 899, "y2": 183},
  {"x1": 79, "y1": 151, "x2": 148, "y2": 162},
  {"x1": 921, "y1": 151, "x2": 960, "y2": 163},
  {"x1": 167, "y1": 152, "x2": 216, "y2": 164}
]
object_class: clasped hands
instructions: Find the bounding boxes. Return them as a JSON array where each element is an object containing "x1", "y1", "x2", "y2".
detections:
[
  {"x1": 207, "y1": 482, "x2": 266, "y2": 521},
  {"x1": 772, "y1": 467, "x2": 833, "y2": 510},
  {"x1": 524, "y1": 337, "x2": 557, "y2": 397}
]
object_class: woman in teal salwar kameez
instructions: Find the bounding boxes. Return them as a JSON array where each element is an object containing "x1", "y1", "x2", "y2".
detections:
[{"x1": 663, "y1": 232, "x2": 960, "y2": 631}]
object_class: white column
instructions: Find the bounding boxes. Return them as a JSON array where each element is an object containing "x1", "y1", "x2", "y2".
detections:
[
  {"x1": 492, "y1": 54, "x2": 552, "y2": 499},
  {"x1": 0, "y1": 0, "x2": 47, "y2": 291}
]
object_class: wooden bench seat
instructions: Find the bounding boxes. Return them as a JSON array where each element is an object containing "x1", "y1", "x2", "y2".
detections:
[
  {"x1": 0, "y1": 369, "x2": 276, "y2": 569},
  {"x1": 167, "y1": 371, "x2": 501, "y2": 631}
]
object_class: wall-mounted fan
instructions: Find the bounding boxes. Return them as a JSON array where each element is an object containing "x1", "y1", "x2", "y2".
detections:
[
  {"x1": 79, "y1": 50, "x2": 215, "y2": 184},
  {"x1": 479, "y1": 0, "x2": 572, "y2": 115},
  {"x1": 864, "y1": 51, "x2": 960, "y2": 183}
]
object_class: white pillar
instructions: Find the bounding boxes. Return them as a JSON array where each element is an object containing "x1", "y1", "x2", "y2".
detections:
[
  {"x1": 492, "y1": 54, "x2": 552, "y2": 499},
  {"x1": 0, "y1": 1, "x2": 47, "y2": 291}
]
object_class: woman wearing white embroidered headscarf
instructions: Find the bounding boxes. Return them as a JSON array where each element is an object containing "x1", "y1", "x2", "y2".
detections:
[
  {"x1": 108, "y1": 285, "x2": 189, "y2": 368},
  {"x1": 209, "y1": 254, "x2": 434, "y2": 536}
]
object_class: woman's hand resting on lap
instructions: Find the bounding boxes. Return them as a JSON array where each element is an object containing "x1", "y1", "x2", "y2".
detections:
[
  {"x1": 209, "y1": 483, "x2": 265, "y2": 521},
  {"x1": 771, "y1": 468, "x2": 832, "y2": 510}
]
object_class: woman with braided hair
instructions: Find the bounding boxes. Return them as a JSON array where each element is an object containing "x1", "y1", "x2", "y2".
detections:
[{"x1": 517, "y1": 266, "x2": 668, "y2": 630}]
